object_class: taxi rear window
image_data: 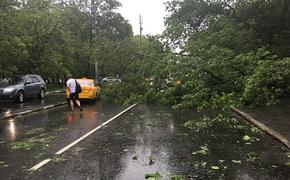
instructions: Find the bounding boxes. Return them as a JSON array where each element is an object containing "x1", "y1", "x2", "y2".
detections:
[{"x1": 77, "y1": 80, "x2": 94, "y2": 86}]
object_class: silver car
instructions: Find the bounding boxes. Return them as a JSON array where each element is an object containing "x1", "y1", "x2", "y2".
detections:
[
  {"x1": 101, "y1": 77, "x2": 122, "y2": 83},
  {"x1": 0, "y1": 74, "x2": 46, "y2": 103}
]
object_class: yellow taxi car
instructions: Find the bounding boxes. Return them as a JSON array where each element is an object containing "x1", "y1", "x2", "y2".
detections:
[{"x1": 66, "y1": 77, "x2": 101, "y2": 102}]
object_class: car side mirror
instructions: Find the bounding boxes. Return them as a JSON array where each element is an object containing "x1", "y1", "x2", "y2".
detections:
[{"x1": 25, "y1": 81, "x2": 31, "y2": 85}]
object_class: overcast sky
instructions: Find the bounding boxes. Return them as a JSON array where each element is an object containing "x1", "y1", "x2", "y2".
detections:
[{"x1": 118, "y1": 0, "x2": 170, "y2": 35}]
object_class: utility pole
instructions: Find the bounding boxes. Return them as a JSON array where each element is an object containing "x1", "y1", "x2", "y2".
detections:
[
  {"x1": 139, "y1": 14, "x2": 143, "y2": 48},
  {"x1": 91, "y1": 0, "x2": 99, "y2": 82},
  {"x1": 91, "y1": 0, "x2": 96, "y2": 46}
]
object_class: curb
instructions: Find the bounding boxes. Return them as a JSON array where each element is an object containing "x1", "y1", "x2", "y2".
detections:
[
  {"x1": 46, "y1": 90, "x2": 66, "y2": 95},
  {"x1": 231, "y1": 106, "x2": 290, "y2": 149},
  {"x1": 1, "y1": 102, "x2": 67, "y2": 120}
]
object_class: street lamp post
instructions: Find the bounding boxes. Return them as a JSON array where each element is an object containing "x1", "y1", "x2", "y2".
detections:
[{"x1": 91, "y1": 0, "x2": 99, "y2": 81}]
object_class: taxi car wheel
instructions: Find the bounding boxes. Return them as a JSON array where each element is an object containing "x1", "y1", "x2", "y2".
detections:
[
  {"x1": 92, "y1": 96, "x2": 98, "y2": 103},
  {"x1": 92, "y1": 95, "x2": 99, "y2": 103}
]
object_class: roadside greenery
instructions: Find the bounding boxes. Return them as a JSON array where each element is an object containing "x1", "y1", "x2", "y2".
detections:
[
  {"x1": 102, "y1": 0, "x2": 290, "y2": 110},
  {"x1": 163, "y1": 0, "x2": 290, "y2": 109},
  {"x1": 0, "y1": 0, "x2": 132, "y2": 80},
  {"x1": 1, "y1": 0, "x2": 290, "y2": 110}
]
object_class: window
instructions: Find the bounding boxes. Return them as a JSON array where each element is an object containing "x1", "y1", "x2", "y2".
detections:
[
  {"x1": 31, "y1": 77, "x2": 40, "y2": 83},
  {"x1": 26, "y1": 77, "x2": 33, "y2": 84}
]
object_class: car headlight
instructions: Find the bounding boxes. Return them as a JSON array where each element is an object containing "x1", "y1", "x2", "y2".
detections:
[{"x1": 4, "y1": 87, "x2": 15, "y2": 92}]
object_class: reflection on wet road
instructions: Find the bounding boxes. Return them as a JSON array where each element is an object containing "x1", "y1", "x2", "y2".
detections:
[
  {"x1": 7, "y1": 119, "x2": 17, "y2": 141},
  {"x1": 0, "y1": 101, "x2": 128, "y2": 179},
  {"x1": 0, "y1": 93, "x2": 66, "y2": 118},
  {"x1": 23, "y1": 105, "x2": 290, "y2": 180}
]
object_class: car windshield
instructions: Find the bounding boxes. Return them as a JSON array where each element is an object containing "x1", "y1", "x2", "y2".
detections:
[
  {"x1": 78, "y1": 80, "x2": 94, "y2": 86},
  {"x1": 1, "y1": 76, "x2": 25, "y2": 84}
]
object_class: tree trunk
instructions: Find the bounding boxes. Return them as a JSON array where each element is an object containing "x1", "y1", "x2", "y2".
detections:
[{"x1": 282, "y1": 0, "x2": 290, "y2": 28}]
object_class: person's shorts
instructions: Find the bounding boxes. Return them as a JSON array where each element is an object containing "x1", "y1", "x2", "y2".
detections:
[{"x1": 69, "y1": 93, "x2": 79, "y2": 100}]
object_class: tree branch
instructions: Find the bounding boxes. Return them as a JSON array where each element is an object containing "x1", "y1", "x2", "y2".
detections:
[{"x1": 222, "y1": 0, "x2": 251, "y2": 27}]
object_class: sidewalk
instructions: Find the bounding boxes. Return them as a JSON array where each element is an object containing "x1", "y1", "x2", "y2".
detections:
[{"x1": 232, "y1": 99, "x2": 290, "y2": 148}]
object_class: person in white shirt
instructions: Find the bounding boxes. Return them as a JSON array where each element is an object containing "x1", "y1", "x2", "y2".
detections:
[{"x1": 66, "y1": 74, "x2": 82, "y2": 112}]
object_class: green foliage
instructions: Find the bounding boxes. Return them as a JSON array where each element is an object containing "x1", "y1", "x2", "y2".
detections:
[
  {"x1": 0, "y1": 0, "x2": 133, "y2": 80},
  {"x1": 101, "y1": 82, "x2": 128, "y2": 104},
  {"x1": 171, "y1": 175, "x2": 184, "y2": 180},
  {"x1": 184, "y1": 116, "x2": 212, "y2": 131},
  {"x1": 155, "y1": 0, "x2": 290, "y2": 110},
  {"x1": 145, "y1": 172, "x2": 162, "y2": 180},
  {"x1": 10, "y1": 142, "x2": 33, "y2": 151},
  {"x1": 2, "y1": 0, "x2": 290, "y2": 110},
  {"x1": 243, "y1": 57, "x2": 290, "y2": 105}
]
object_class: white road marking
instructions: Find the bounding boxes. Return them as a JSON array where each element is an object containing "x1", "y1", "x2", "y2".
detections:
[
  {"x1": 43, "y1": 105, "x2": 54, "y2": 109},
  {"x1": 18, "y1": 110, "x2": 33, "y2": 115},
  {"x1": 29, "y1": 159, "x2": 51, "y2": 171},
  {"x1": 29, "y1": 103, "x2": 137, "y2": 171}
]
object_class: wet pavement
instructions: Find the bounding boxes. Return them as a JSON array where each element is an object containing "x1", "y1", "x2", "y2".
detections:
[
  {"x1": 241, "y1": 99, "x2": 290, "y2": 141},
  {"x1": 1, "y1": 100, "x2": 290, "y2": 179},
  {"x1": 0, "y1": 101, "x2": 129, "y2": 179},
  {"x1": 0, "y1": 104, "x2": 287, "y2": 179},
  {"x1": 0, "y1": 93, "x2": 66, "y2": 119}
]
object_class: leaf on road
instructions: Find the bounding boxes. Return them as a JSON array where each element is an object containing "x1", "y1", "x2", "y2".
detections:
[
  {"x1": 211, "y1": 166, "x2": 220, "y2": 170},
  {"x1": 171, "y1": 175, "x2": 184, "y2": 180},
  {"x1": 192, "y1": 145, "x2": 209, "y2": 155},
  {"x1": 10, "y1": 142, "x2": 34, "y2": 151},
  {"x1": 25, "y1": 128, "x2": 46, "y2": 135},
  {"x1": 243, "y1": 135, "x2": 251, "y2": 141},
  {"x1": 149, "y1": 156, "x2": 155, "y2": 165},
  {"x1": 145, "y1": 172, "x2": 162, "y2": 180},
  {"x1": 232, "y1": 160, "x2": 242, "y2": 164},
  {"x1": 132, "y1": 155, "x2": 138, "y2": 160}
]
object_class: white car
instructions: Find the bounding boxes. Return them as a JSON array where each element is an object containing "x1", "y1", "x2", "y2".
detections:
[{"x1": 102, "y1": 77, "x2": 121, "y2": 83}]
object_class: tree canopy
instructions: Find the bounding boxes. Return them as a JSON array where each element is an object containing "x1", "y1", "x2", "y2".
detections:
[
  {"x1": 159, "y1": 0, "x2": 290, "y2": 109},
  {"x1": 1, "y1": 0, "x2": 290, "y2": 110},
  {"x1": 0, "y1": 0, "x2": 133, "y2": 80}
]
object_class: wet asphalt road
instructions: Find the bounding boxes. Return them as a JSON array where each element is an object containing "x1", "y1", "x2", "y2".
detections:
[
  {"x1": 0, "y1": 93, "x2": 66, "y2": 118},
  {"x1": 242, "y1": 99, "x2": 290, "y2": 141},
  {"x1": 1, "y1": 98, "x2": 290, "y2": 179},
  {"x1": 0, "y1": 100, "x2": 129, "y2": 179}
]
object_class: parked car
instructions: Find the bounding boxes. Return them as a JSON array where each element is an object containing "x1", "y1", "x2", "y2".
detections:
[
  {"x1": 101, "y1": 77, "x2": 121, "y2": 83},
  {"x1": 0, "y1": 74, "x2": 46, "y2": 103},
  {"x1": 66, "y1": 77, "x2": 101, "y2": 102}
]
